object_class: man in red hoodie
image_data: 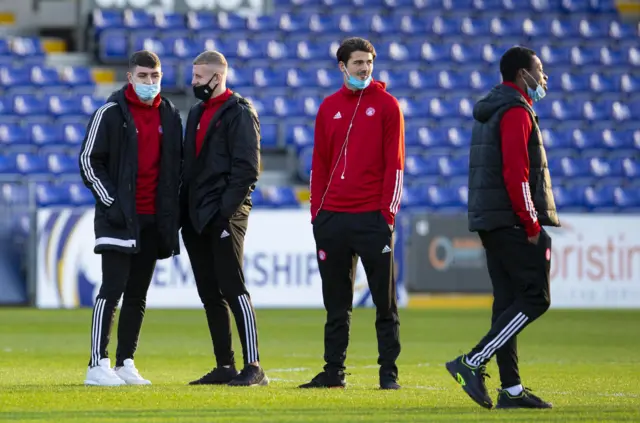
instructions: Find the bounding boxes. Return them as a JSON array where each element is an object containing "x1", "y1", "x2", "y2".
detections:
[
  {"x1": 299, "y1": 37, "x2": 405, "y2": 390},
  {"x1": 80, "y1": 51, "x2": 183, "y2": 386}
]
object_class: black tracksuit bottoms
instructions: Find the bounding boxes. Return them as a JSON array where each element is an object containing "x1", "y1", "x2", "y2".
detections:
[
  {"x1": 89, "y1": 214, "x2": 158, "y2": 367},
  {"x1": 313, "y1": 210, "x2": 401, "y2": 377},
  {"x1": 182, "y1": 216, "x2": 260, "y2": 367},
  {"x1": 466, "y1": 226, "x2": 552, "y2": 388}
]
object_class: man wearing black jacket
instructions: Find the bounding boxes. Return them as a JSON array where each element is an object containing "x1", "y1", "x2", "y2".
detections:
[
  {"x1": 79, "y1": 51, "x2": 183, "y2": 386},
  {"x1": 182, "y1": 51, "x2": 267, "y2": 387}
]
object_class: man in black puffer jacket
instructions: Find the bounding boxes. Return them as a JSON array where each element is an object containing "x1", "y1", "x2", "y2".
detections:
[
  {"x1": 79, "y1": 51, "x2": 182, "y2": 386},
  {"x1": 445, "y1": 46, "x2": 559, "y2": 410}
]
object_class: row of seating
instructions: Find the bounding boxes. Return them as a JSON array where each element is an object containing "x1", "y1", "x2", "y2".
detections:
[
  {"x1": 0, "y1": 37, "x2": 46, "y2": 61},
  {"x1": 0, "y1": 95, "x2": 104, "y2": 118},
  {"x1": 0, "y1": 181, "x2": 300, "y2": 208},
  {"x1": 97, "y1": 31, "x2": 640, "y2": 67},
  {"x1": 272, "y1": 0, "x2": 618, "y2": 13},
  {"x1": 402, "y1": 183, "x2": 640, "y2": 210},
  {"x1": 2, "y1": 180, "x2": 638, "y2": 211},
  {"x1": 92, "y1": 9, "x2": 631, "y2": 37},
  {"x1": 0, "y1": 65, "x2": 96, "y2": 88}
]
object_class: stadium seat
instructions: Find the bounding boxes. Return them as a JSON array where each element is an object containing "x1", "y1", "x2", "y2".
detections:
[
  {"x1": 11, "y1": 37, "x2": 45, "y2": 61},
  {"x1": 15, "y1": 153, "x2": 48, "y2": 176},
  {"x1": 401, "y1": 184, "x2": 428, "y2": 208},
  {"x1": 28, "y1": 123, "x2": 63, "y2": 147},
  {"x1": 13, "y1": 95, "x2": 47, "y2": 117},
  {"x1": 0, "y1": 123, "x2": 29, "y2": 146},
  {"x1": 552, "y1": 185, "x2": 585, "y2": 210},
  {"x1": 425, "y1": 185, "x2": 464, "y2": 210},
  {"x1": 61, "y1": 66, "x2": 95, "y2": 88},
  {"x1": 92, "y1": 9, "x2": 124, "y2": 33},
  {"x1": 62, "y1": 122, "x2": 86, "y2": 147},
  {"x1": 614, "y1": 187, "x2": 640, "y2": 211},
  {"x1": 67, "y1": 181, "x2": 94, "y2": 206},
  {"x1": 1, "y1": 66, "x2": 31, "y2": 86},
  {"x1": 260, "y1": 123, "x2": 278, "y2": 148},
  {"x1": 154, "y1": 12, "x2": 186, "y2": 30},
  {"x1": 30, "y1": 66, "x2": 62, "y2": 87},
  {"x1": 584, "y1": 185, "x2": 616, "y2": 210},
  {"x1": 99, "y1": 29, "x2": 128, "y2": 61},
  {"x1": 287, "y1": 124, "x2": 314, "y2": 148},
  {"x1": 123, "y1": 9, "x2": 155, "y2": 30},
  {"x1": 262, "y1": 186, "x2": 299, "y2": 208},
  {"x1": 49, "y1": 95, "x2": 84, "y2": 117},
  {"x1": 35, "y1": 182, "x2": 70, "y2": 206}
]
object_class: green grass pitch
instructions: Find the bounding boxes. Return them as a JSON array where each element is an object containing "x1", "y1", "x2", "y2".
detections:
[{"x1": 0, "y1": 308, "x2": 638, "y2": 422}]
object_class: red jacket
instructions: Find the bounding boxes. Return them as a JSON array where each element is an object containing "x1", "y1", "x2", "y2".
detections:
[
  {"x1": 500, "y1": 82, "x2": 541, "y2": 237},
  {"x1": 125, "y1": 84, "x2": 161, "y2": 215},
  {"x1": 196, "y1": 88, "x2": 233, "y2": 156},
  {"x1": 310, "y1": 80, "x2": 405, "y2": 225}
]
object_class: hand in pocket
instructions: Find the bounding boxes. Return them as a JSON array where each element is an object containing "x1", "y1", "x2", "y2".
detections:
[{"x1": 105, "y1": 201, "x2": 127, "y2": 228}]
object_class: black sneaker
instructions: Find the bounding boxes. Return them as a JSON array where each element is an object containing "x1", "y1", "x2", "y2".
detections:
[
  {"x1": 445, "y1": 355, "x2": 493, "y2": 409},
  {"x1": 380, "y1": 368, "x2": 400, "y2": 390},
  {"x1": 189, "y1": 365, "x2": 239, "y2": 385},
  {"x1": 298, "y1": 370, "x2": 346, "y2": 388},
  {"x1": 496, "y1": 387, "x2": 552, "y2": 409},
  {"x1": 227, "y1": 365, "x2": 269, "y2": 387}
]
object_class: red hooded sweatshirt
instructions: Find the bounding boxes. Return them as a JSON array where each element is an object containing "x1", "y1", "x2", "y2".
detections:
[
  {"x1": 310, "y1": 80, "x2": 405, "y2": 225},
  {"x1": 125, "y1": 84, "x2": 161, "y2": 215},
  {"x1": 500, "y1": 82, "x2": 541, "y2": 237},
  {"x1": 196, "y1": 88, "x2": 233, "y2": 156}
]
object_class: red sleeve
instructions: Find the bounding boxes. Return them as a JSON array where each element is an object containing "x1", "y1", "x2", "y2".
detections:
[
  {"x1": 500, "y1": 107, "x2": 541, "y2": 237},
  {"x1": 310, "y1": 104, "x2": 329, "y2": 222},
  {"x1": 380, "y1": 98, "x2": 405, "y2": 226}
]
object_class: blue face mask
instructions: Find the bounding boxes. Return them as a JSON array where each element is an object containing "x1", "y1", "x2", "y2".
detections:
[
  {"x1": 134, "y1": 82, "x2": 160, "y2": 101},
  {"x1": 344, "y1": 69, "x2": 372, "y2": 90},
  {"x1": 523, "y1": 70, "x2": 546, "y2": 102}
]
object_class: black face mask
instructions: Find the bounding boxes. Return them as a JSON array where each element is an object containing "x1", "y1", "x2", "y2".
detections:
[{"x1": 193, "y1": 74, "x2": 218, "y2": 101}]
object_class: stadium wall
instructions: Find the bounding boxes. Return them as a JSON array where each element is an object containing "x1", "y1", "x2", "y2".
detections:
[{"x1": 28, "y1": 207, "x2": 640, "y2": 310}]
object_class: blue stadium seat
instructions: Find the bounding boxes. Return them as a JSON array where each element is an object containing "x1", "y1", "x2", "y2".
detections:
[
  {"x1": 378, "y1": 69, "x2": 408, "y2": 90},
  {"x1": 49, "y1": 95, "x2": 83, "y2": 116},
  {"x1": 578, "y1": 19, "x2": 608, "y2": 39},
  {"x1": 550, "y1": 18, "x2": 579, "y2": 38},
  {"x1": 589, "y1": 72, "x2": 616, "y2": 93},
  {"x1": 370, "y1": 14, "x2": 393, "y2": 34},
  {"x1": 308, "y1": 14, "x2": 339, "y2": 33},
  {"x1": 277, "y1": 12, "x2": 309, "y2": 33},
  {"x1": 260, "y1": 123, "x2": 278, "y2": 149},
  {"x1": 614, "y1": 187, "x2": 640, "y2": 211},
  {"x1": 446, "y1": 127, "x2": 471, "y2": 148},
  {"x1": 272, "y1": 96, "x2": 297, "y2": 117},
  {"x1": 469, "y1": 70, "x2": 494, "y2": 92},
  {"x1": 297, "y1": 146, "x2": 313, "y2": 182},
  {"x1": 439, "y1": 70, "x2": 464, "y2": 90},
  {"x1": 408, "y1": 126, "x2": 448, "y2": 150},
  {"x1": 610, "y1": 20, "x2": 640, "y2": 39},
  {"x1": 287, "y1": 124, "x2": 313, "y2": 148},
  {"x1": 13, "y1": 95, "x2": 47, "y2": 116},
  {"x1": 81, "y1": 96, "x2": 105, "y2": 116},
  {"x1": 542, "y1": 128, "x2": 573, "y2": 151},
  {"x1": 186, "y1": 11, "x2": 216, "y2": 31},
  {"x1": 216, "y1": 12, "x2": 247, "y2": 31},
  {"x1": 286, "y1": 68, "x2": 314, "y2": 89},
  {"x1": 66, "y1": 181, "x2": 94, "y2": 206},
  {"x1": 15, "y1": 153, "x2": 47, "y2": 175},
  {"x1": 405, "y1": 154, "x2": 441, "y2": 178},
  {"x1": 32, "y1": 68, "x2": 63, "y2": 91},
  {"x1": 582, "y1": 100, "x2": 609, "y2": 121},
  {"x1": 123, "y1": 9, "x2": 155, "y2": 30},
  {"x1": 28, "y1": 123, "x2": 63, "y2": 147},
  {"x1": 401, "y1": 184, "x2": 428, "y2": 208},
  {"x1": 584, "y1": 185, "x2": 616, "y2": 210},
  {"x1": 154, "y1": 12, "x2": 186, "y2": 30},
  {"x1": 627, "y1": 46, "x2": 640, "y2": 67},
  {"x1": 35, "y1": 182, "x2": 70, "y2": 206},
  {"x1": 62, "y1": 122, "x2": 86, "y2": 147},
  {"x1": 460, "y1": 17, "x2": 490, "y2": 37},
  {"x1": 450, "y1": 43, "x2": 483, "y2": 63},
  {"x1": 552, "y1": 185, "x2": 585, "y2": 210},
  {"x1": 92, "y1": 9, "x2": 123, "y2": 33},
  {"x1": 392, "y1": 14, "x2": 428, "y2": 35},
  {"x1": 0, "y1": 182, "x2": 28, "y2": 204},
  {"x1": 438, "y1": 155, "x2": 468, "y2": 177},
  {"x1": 253, "y1": 68, "x2": 287, "y2": 88},
  {"x1": 539, "y1": 45, "x2": 571, "y2": 66},
  {"x1": 611, "y1": 100, "x2": 633, "y2": 122},
  {"x1": 10, "y1": 37, "x2": 45, "y2": 60},
  {"x1": 426, "y1": 185, "x2": 464, "y2": 210},
  {"x1": 552, "y1": 156, "x2": 592, "y2": 178},
  {"x1": 262, "y1": 186, "x2": 299, "y2": 208},
  {"x1": 397, "y1": 97, "x2": 422, "y2": 119},
  {"x1": 571, "y1": 46, "x2": 599, "y2": 66},
  {"x1": 0, "y1": 123, "x2": 29, "y2": 146},
  {"x1": 621, "y1": 73, "x2": 640, "y2": 93},
  {"x1": 431, "y1": 16, "x2": 460, "y2": 36},
  {"x1": 490, "y1": 17, "x2": 521, "y2": 37},
  {"x1": 47, "y1": 153, "x2": 78, "y2": 175},
  {"x1": 250, "y1": 187, "x2": 266, "y2": 207},
  {"x1": 129, "y1": 31, "x2": 161, "y2": 56},
  {"x1": 622, "y1": 157, "x2": 639, "y2": 179},
  {"x1": 99, "y1": 30, "x2": 128, "y2": 61},
  {"x1": 428, "y1": 98, "x2": 456, "y2": 119},
  {"x1": 418, "y1": 42, "x2": 448, "y2": 63},
  {"x1": 587, "y1": 157, "x2": 621, "y2": 178},
  {"x1": 61, "y1": 66, "x2": 95, "y2": 88},
  {"x1": 557, "y1": 72, "x2": 589, "y2": 92},
  {"x1": 1, "y1": 66, "x2": 31, "y2": 86},
  {"x1": 599, "y1": 46, "x2": 624, "y2": 66}
]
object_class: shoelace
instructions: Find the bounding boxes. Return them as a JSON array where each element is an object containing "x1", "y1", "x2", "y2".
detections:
[{"x1": 478, "y1": 365, "x2": 491, "y2": 381}]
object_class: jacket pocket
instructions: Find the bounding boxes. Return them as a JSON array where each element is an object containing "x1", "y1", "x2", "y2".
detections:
[{"x1": 105, "y1": 200, "x2": 127, "y2": 229}]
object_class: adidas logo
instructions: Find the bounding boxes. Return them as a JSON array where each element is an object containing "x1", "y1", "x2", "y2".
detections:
[
  {"x1": 333, "y1": 111, "x2": 342, "y2": 119},
  {"x1": 381, "y1": 245, "x2": 391, "y2": 253},
  {"x1": 220, "y1": 230, "x2": 230, "y2": 239}
]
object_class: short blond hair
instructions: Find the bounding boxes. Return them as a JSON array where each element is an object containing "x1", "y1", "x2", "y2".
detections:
[{"x1": 193, "y1": 51, "x2": 228, "y2": 69}]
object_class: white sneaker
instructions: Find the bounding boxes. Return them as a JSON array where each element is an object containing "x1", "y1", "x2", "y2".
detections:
[
  {"x1": 84, "y1": 358, "x2": 126, "y2": 386},
  {"x1": 114, "y1": 359, "x2": 151, "y2": 385}
]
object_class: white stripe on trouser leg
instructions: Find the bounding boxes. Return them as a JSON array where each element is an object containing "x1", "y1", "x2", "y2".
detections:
[
  {"x1": 239, "y1": 295, "x2": 257, "y2": 363},
  {"x1": 469, "y1": 312, "x2": 528, "y2": 366},
  {"x1": 471, "y1": 313, "x2": 528, "y2": 366},
  {"x1": 91, "y1": 298, "x2": 105, "y2": 367},
  {"x1": 241, "y1": 295, "x2": 257, "y2": 363}
]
